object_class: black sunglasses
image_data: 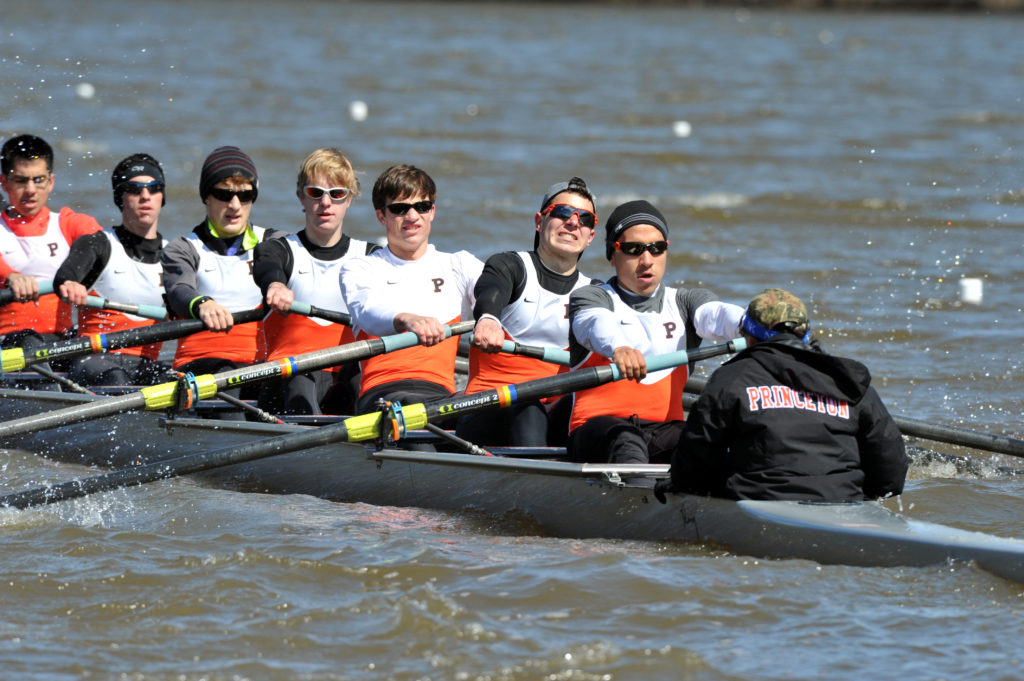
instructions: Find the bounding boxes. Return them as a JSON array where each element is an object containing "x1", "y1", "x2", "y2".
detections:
[
  {"x1": 122, "y1": 180, "x2": 164, "y2": 195},
  {"x1": 208, "y1": 187, "x2": 257, "y2": 204},
  {"x1": 615, "y1": 240, "x2": 669, "y2": 256},
  {"x1": 386, "y1": 200, "x2": 434, "y2": 216}
]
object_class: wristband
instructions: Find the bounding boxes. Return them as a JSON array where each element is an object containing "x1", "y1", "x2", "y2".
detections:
[{"x1": 190, "y1": 295, "x2": 213, "y2": 318}]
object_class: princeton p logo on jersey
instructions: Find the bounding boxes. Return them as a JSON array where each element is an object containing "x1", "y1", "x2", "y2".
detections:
[
  {"x1": 47, "y1": 242, "x2": 60, "y2": 257},
  {"x1": 432, "y1": 277, "x2": 444, "y2": 293}
]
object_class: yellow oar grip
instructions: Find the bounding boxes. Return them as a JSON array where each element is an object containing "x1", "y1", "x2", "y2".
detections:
[
  {"x1": 341, "y1": 403, "x2": 428, "y2": 444},
  {"x1": 342, "y1": 411, "x2": 385, "y2": 443},
  {"x1": 140, "y1": 374, "x2": 219, "y2": 410},
  {"x1": 1, "y1": 348, "x2": 26, "y2": 373},
  {"x1": 400, "y1": 403, "x2": 428, "y2": 431}
]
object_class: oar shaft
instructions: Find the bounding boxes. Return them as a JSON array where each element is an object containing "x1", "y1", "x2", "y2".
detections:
[
  {"x1": 287, "y1": 301, "x2": 352, "y2": 326},
  {"x1": 0, "y1": 419, "x2": 354, "y2": 510},
  {"x1": 466, "y1": 333, "x2": 572, "y2": 366},
  {"x1": 84, "y1": 297, "x2": 167, "y2": 320},
  {"x1": 1, "y1": 308, "x2": 264, "y2": 372},
  {"x1": 404, "y1": 340, "x2": 745, "y2": 434},
  {"x1": 0, "y1": 320, "x2": 476, "y2": 441}
]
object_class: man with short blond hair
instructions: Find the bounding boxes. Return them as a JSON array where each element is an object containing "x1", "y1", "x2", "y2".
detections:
[{"x1": 253, "y1": 148, "x2": 377, "y2": 414}]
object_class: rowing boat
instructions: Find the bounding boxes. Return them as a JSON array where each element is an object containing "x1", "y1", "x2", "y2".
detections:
[{"x1": 2, "y1": 380, "x2": 1024, "y2": 582}]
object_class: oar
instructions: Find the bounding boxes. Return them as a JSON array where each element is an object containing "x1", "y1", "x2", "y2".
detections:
[
  {"x1": 683, "y1": 376, "x2": 1024, "y2": 459},
  {"x1": 466, "y1": 334, "x2": 571, "y2": 366},
  {"x1": 0, "y1": 339, "x2": 743, "y2": 510},
  {"x1": 0, "y1": 321, "x2": 475, "y2": 441},
  {"x1": 83, "y1": 296, "x2": 167, "y2": 320},
  {"x1": 0, "y1": 281, "x2": 55, "y2": 305},
  {"x1": 1, "y1": 308, "x2": 264, "y2": 373},
  {"x1": 286, "y1": 301, "x2": 351, "y2": 326}
]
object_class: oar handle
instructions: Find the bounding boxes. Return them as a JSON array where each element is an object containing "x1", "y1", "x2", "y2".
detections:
[
  {"x1": 0, "y1": 280, "x2": 55, "y2": 305},
  {"x1": 287, "y1": 301, "x2": 352, "y2": 326},
  {"x1": 84, "y1": 296, "x2": 168, "y2": 320},
  {"x1": 466, "y1": 333, "x2": 571, "y2": 366}
]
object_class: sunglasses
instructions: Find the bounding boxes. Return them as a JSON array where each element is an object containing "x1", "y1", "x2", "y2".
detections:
[
  {"x1": 615, "y1": 240, "x2": 669, "y2": 257},
  {"x1": 8, "y1": 173, "x2": 51, "y2": 187},
  {"x1": 386, "y1": 200, "x2": 434, "y2": 216},
  {"x1": 122, "y1": 180, "x2": 165, "y2": 195},
  {"x1": 303, "y1": 185, "x2": 351, "y2": 202},
  {"x1": 543, "y1": 203, "x2": 597, "y2": 229},
  {"x1": 208, "y1": 187, "x2": 257, "y2": 204}
]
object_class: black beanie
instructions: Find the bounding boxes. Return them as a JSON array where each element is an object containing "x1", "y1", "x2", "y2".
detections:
[
  {"x1": 199, "y1": 146, "x2": 258, "y2": 201},
  {"x1": 603, "y1": 200, "x2": 669, "y2": 260},
  {"x1": 111, "y1": 153, "x2": 166, "y2": 209}
]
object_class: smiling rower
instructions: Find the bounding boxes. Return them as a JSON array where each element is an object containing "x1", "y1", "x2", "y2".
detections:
[
  {"x1": 457, "y1": 177, "x2": 601, "y2": 448},
  {"x1": 566, "y1": 199, "x2": 744, "y2": 483}
]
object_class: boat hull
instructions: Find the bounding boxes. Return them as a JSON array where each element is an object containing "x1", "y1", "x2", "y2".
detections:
[{"x1": 4, "y1": 387, "x2": 1024, "y2": 582}]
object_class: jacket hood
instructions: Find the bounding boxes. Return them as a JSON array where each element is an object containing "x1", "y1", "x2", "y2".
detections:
[{"x1": 738, "y1": 334, "x2": 872, "y2": 404}]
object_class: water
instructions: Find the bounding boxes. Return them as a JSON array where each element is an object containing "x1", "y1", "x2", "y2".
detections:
[{"x1": 2, "y1": 2, "x2": 1023, "y2": 679}]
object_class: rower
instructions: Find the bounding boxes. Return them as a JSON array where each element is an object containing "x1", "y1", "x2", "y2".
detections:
[
  {"x1": 0, "y1": 134, "x2": 103, "y2": 356},
  {"x1": 161, "y1": 146, "x2": 286, "y2": 418},
  {"x1": 253, "y1": 148, "x2": 378, "y2": 415},
  {"x1": 54, "y1": 153, "x2": 170, "y2": 386},
  {"x1": 457, "y1": 176, "x2": 600, "y2": 447},
  {"x1": 566, "y1": 199, "x2": 744, "y2": 483},
  {"x1": 339, "y1": 164, "x2": 483, "y2": 447},
  {"x1": 657, "y1": 288, "x2": 908, "y2": 502}
]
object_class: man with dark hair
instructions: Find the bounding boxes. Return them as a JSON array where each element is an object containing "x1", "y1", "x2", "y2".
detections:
[
  {"x1": 0, "y1": 134, "x2": 102, "y2": 347},
  {"x1": 457, "y1": 177, "x2": 599, "y2": 447},
  {"x1": 657, "y1": 288, "x2": 908, "y2": 502},
  {"x1": 339, "y1": 164, "x2": 482, "y2": 421},
  {"x1": 54, "y1": 153, "x2": 170, "y2": 385},
  {"x1": 566, "y1": 199, "x2": 744, "y2": 481},
  {"x1": 161, "y1": 146, "x2": 285, "y2": 416}
]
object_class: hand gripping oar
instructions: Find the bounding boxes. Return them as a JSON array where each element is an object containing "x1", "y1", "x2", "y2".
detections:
[
  {"x1": 467, "y1": 334, "x2": 571, "y2": 367},
  {"x1": 0, "y1": 339, "x2": 743, "y2": 510},
  {"x1": 0, "y1": 280, "x2": 55, "y2": 305},
  {"x1": 683, "y1": 375, "x2": 1024, "y2": 459},
  {"x1": 1, "y1": 308, "x2": 265, "y2": 374},
  {"x1": 0, "y1": 321, "x2": 475, "y2": 441}
]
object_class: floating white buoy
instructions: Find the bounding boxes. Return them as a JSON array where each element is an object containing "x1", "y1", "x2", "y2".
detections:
[
  {"x1": 349, "y1": 100, "x2": 368, "y2": 122},
  {"x1": 672, "y1": 120, "x2": 692, "y2": 138},
  {"x1": 958, "y1": 277, "x2": 983, "y2": 305},
  {"x1": 75, "y1": 82, "x2": 96, "y2": 100}
]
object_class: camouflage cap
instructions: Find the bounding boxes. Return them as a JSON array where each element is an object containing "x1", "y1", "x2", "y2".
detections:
[{"x1": 742, "y1": 288, "x2": 810, "y2": 341}]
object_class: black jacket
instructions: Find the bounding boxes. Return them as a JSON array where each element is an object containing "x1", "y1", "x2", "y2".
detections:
[{"x1": 671, "y1": 335, "x2": 907, "y2": 501}]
